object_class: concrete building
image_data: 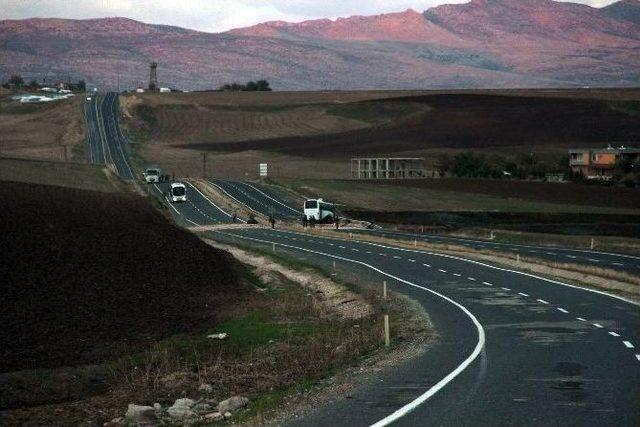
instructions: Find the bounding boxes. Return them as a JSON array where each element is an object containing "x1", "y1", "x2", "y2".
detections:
[
  {"x1": 351, "y1": 157, "x2": 427, "y2": 179},
  {"x1": 569, "y1": 145, "x2": 640, "y2": 179}
]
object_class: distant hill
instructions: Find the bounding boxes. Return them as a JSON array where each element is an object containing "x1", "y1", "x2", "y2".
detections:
[
  {"x1": 602, "y1": 0, "x2": 640, "y2": 25},
  {"x1": 1, "y1": 0, "x2": 639, "y2": 90}
]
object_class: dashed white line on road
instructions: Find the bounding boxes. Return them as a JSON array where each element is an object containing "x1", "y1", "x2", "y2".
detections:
[
  {"x1": 537, "y1": 299, "x2": 549, "y2": 304},
  {"x1": 518, "y1": 292, "x2": 529, "y2": 297},
  {"x1": 467, "y1": 277, "x2": 476, "y2": 281},
  {"x1": 352, "y1": 248, "x2": 359, "y2": 252},
  {"x1": 366, "y1": 251, "x2": 372, "y2": 254},
  {"x1": 482, "y1": 282, "x2": 493, "y2": 286},
  {"x1": 453, "y1": 273, "x2": 461, "y2": 277},
  {"x1": 557, "y1": 308, "x2": 569, "y2": 314},
  {"x1": 339, "y1": 246, "x2": 346, "y2": 249},
  {"x1": 546, "y1": 252, "x2": 557, "y2": 255},
  {"x1": 379, "y1": 253, "x2": 387, "y2": 257},
  {"x1": 423, "y1": 263, "x2": 431, "y2": 268},
  {"x1": 501, "y1": 287, "x2": 511, "y2": 291},
  {"x1": 393, "y1": 255, "x2": 401, "y2": 259},
  {"x1": 566, "y1": 255, "x2": 577, "y2": 259},
  {"x1": 438, "y1": 269, "x2": 447, "y2": 273},
  {"x1": 612, "y1": 262, "x2": 624, "y2": 266},
  {"x1": 609, "y1": 332, "x2": 620, "y2": 337},
  {"x1": 623, "y1": 341, "x2": 635, "y2": 348},
  {"x1": 576, "y1": 317, "x2": 587, "y2": 322},
  {"x1": 408, "y1": 259, "x2": 416, "y2": 263},
  {"x1": 588, "y1": 258, "x2": 600, "y2": 263},
  {"x1": 636, "y1": 354, "x2": 640, "y2": 361},
  {"x1": 593, "y1": 323, "x2": 604, "y2": 328},
  {"x1": 327, "y1": 243, "x2": 334, "y2": 246}
]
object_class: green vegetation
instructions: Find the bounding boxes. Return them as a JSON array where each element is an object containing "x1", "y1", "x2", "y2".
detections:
[
  {"x1": 219, "y1": 79, "x2": 272, "y2": 92},
  {"x1": 326, "y1": 101, "x2": 423, "y2": 124},
  {"x1": 438, "y1": 151, "x2": 567, "y2": 180},
  {"x1": 135, "y1": 104, "x2": 157, "y2": 127}
]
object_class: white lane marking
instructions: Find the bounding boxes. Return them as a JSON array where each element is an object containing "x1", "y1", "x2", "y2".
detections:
[
  {"x1": 366, "y1": 251, "x2": 372, "y2": 254},
  {"x1": 186, "y1": 181, "x2": 237, "y2": 221},
  {"x1": 339, "y1": 246, "x2": 346, "y2": 249},
  {"x1": 501, "y1": 287, "x2": 511, "y2": 291},
  {"x1": 609, "y1": 332, "x2": 620, "y2": 337},
  {"x1": 593, "y1": 323, "x2": 604, "y2": 328},
  {"x1": 636, "y1": 354, "x2": 640, "y2": 361},
  {"x1": 612, "y1": 262, "x2": 624, "y2": 266},
  {"x1": 576, "y1": 317, "x2": 587, "y2": 322},
  {"x1": 423, "y1": 263, "x2": 431, "y2": 268},
  {"x1": 588, "y1": 258, "x2": 600, "y2": 263},
  {"x1": 393, "y1": 255, "x2": 402, "y2": 259},
  {"x1": 379, "y1": 253, "x2": 387, "y2": 257},
  {"x1": 453, "y1": 273, "x2": 462, "y2": 277},
  {"x1": 214, "y1": 231, "x2": 486, "y2": 427},
  {"x1": 352, "y1": 248, "x2": 360, "y2": 252},
  {"x1": 237, "y1": 181, "x2": 302, "y2": 215},
  {"x1": 482, "y1": 281, "x2": 493, "y2": 286},
  {"x1": 528, "y1": 250, "x2": 537, "y2": 253},
  {"x1": 557, "y1": 308, "x2": 569, "y2": 314},
  {"x1": 623, "y1": 341, "x2": 635, "y2": 348},
  {"x1": 327, "y1": 243, "x2": 334, "y2": 246},
  {"x1": 208, "y1": 180, "x2": 259, "y2": 217},
  {"x1": 438, "y1": 269, "x2": 447, "y2": 273},
  {"x1": 537, "y1": 299, "x2": 549, "y2": 304},
  {"x1": 408, "y1": 259, "x2": 416, "y2": 263},
  {"x1": 566, "y1": 255, "x2": 577, "y2": 259},
  {"x1": 467, "y1": 277, "x2": 476, "y2": 281},
  {"x1": 546, "y1": 252, "x2": 557, "y2": 255},
  {"x1": 518, "y1": 292, "x2": 529, "y2": 297}
]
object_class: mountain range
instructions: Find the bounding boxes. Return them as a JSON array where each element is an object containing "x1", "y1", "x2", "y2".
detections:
[{"x1": 1, "y1": 0, "x2": 639, "y2": 90}]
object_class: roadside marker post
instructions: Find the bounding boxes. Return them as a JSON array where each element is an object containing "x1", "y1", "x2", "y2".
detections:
[
  {"x1": 332, "y1": 260, "x2": 337, "y2": 277},
  {"x1": 590, "y1": 238, "x2": 595, "y2": 250},
  {"x1": 272, "y1": 243, "x2": 276, "y2": 253},
  {"x1": 383, "y1": 280, "x2": 387, "y2": 300},
  {"x1": 384, "y1": 315, "x2": 390, "y2": 347},
  {"x1": 516, "y1": 254, "x2": 520, "y2": 264}
]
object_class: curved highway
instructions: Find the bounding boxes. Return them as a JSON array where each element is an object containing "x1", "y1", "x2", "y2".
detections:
[
  {"x1": 152, "y1": 178, "x2": 640, "y2": 426},
  {"x1": 208, "y1": 180, "x2": 640, "y2": 276}
]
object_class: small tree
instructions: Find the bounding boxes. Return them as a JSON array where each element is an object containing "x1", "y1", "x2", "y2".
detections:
[
  {"x1": 256, "y1": 79, "x2": 272, "y2": 91},
  {"x1": 9, "y1": 74, "x2": 24, "y2": 88},
  {"x1": 28, "y1": 79, "x2": 39, "y2": 89},
  {"x1": 77, "y1": 79, "x2": 86, "y2": 92}
]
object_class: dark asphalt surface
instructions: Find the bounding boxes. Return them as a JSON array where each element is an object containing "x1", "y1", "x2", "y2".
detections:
[
  {"x1": 349, "y1": 229, "x2": 640, "y2": 276},
  {"x1": 84, "y1": 92, "x2": 134, "y2": 180},
  {"x1": 205, "y1": 180, "x2": 639, "y2": 276},
  {"x1": 158, "y1": 182, "x2": 640, "y2": 426},
  {"x1": 208, "y1": 179, "x2": 303, "y2": 220}
]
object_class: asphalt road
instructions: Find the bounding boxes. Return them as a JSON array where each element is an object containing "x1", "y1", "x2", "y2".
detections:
[
  {"x1": 84, "y1": 92, "x2": 134, "y2": 180},
  {"x1": 205, "y1": 180, "x2": 639, "y2": 276},
  {"x1": 158, "y1": 182, "x2": 640, "y2": 426},
  {"x1": 208, "y1": 178, "x2": 303, "y2": 220}
]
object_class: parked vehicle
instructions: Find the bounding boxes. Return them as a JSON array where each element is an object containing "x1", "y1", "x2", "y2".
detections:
[
  {"x1": 168, "y1": 182, "x2": 187, "y2": 203},
  {"x1": 303, "y1": 198, "x2": 335, "y2": 223},
  {"x1": 143, "y1": 166, "x2": 164, "y2": 184}
]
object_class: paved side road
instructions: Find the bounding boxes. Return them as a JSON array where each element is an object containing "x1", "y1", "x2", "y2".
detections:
[
  {"x1": 83, "y1": 92, "x2": 134, "y2": 180},
  {"x1": 213, "y1": 228, "x2": 640, "y2": 426},
  {"x1": 208, "y1": 178, "x2": 303, "y2": 220},
  {"x1": 157, "y1": 187, "x2": 640, "y2": 425},
  {"x1": 209, "y1": 180, "x2": 639, "y2": 276}
]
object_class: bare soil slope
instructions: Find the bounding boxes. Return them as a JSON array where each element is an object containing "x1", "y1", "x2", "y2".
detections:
[{"x1": 0, "y1": 182, "x2": 248, "y2": 372}]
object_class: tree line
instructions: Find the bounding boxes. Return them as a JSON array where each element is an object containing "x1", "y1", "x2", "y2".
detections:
[
  {"x1": 218, "y1": 80, "x2": 271, "y2": 92},
  {"x1": 2, "y1": 74, "x2": 86, "y2": 92}
]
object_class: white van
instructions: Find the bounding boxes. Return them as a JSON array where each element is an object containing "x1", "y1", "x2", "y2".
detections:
[
  {"x1": 304, "y1": 198, "x2": 335, "y2": 223},
  {"x1": 169, "y1": 182, "x2": 187, "y2": 203},
  {"x1": 143, "y1": 166, "x2": 163, "y2": 184}
]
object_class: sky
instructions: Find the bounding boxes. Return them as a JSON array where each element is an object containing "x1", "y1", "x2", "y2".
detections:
[{"x1": 1, "y1": 0, "x2": 622, "y2": 33}]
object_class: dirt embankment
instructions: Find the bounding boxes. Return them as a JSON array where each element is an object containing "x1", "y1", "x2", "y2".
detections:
[
  {"x1": 0, "y1": 98, "x2": 85, "y2": 162},
  {"x1": 0, "y1": 181, "x2": 248, "y2": 372}
]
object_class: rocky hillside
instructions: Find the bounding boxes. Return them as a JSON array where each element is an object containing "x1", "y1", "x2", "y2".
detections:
[{"x1": 1, "y1": 0, "x2": 639, "y2": 89}]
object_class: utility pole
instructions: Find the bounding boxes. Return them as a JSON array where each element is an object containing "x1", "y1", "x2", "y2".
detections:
[{"x1": 202, "y1": 152, "x2": 207, "y2": 177}]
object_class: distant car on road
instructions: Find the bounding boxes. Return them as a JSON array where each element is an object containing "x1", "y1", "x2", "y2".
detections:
[
  {"x1": 168, "y1": 182, "x2": 187, "y2": 203},
  {"x1": 304, "y1": 198, "x2": 335, "y2": 223},
  {"x1": 143, "y1": 166, "x2": 164, "y2": 184}
]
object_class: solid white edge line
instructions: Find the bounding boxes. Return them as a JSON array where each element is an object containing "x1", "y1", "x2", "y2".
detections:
[
  {"x1": 153, "y1": 184, "x2": 201, "y2": 226},
  {"x1": 270, "y1": 229, "x2": 640, "y2": 307},
  {"x1": 208, "y1": 179, "x2": 258, "y2": 217},
  {"x1": 186, "y1": 181, "x2": 244, "y2": 222},
  {"x1": 213, "y1": 230, "x2": 485, "y2": 426},
  {"x1": 623, "y1": 341, "x2": 634, "y2": 348},
  {"x1": 239, "y1": 181, "x2": 303, "y2": 215}
]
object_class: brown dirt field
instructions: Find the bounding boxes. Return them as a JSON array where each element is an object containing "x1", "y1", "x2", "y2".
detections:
[
  {"x1": 0, "y1": 98, "x2": 85, "y2": 162},
  {"x1": 193, "y1": 93, "x2": 640, "y2": 158},
  {"x1": 0, "y1": 181, "x2": 248, "y2": 373},
  {"x1": 356, "y1": 178, "x2": 640, "y2": 209},
  {"x1": 0, "y1": 158, "x2": 117, "y2": 192}
]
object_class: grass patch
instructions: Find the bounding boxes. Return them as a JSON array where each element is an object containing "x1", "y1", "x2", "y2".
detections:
[{"x1": 0, "y1": 101, "x2": 53, "y2": 115}]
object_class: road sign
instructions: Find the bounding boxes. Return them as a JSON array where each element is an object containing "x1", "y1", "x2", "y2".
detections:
[{"x1": 259, "y1": 163, "x2": 268, "y2": 177}]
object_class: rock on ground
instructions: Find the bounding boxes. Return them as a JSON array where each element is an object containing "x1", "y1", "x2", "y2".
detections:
[
  {"x1": 218, "y1": 395, "x2": 249, "y2": 413},
  {"x1": 124, "y1": 404, "x2": 157, "y2": 425},
  {"x1": 167, "y1": 398, "x2": 196, "y2": 419}
]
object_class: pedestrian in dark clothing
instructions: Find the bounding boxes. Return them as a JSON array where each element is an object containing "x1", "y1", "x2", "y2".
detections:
[
  {"x1": 309, "y1": 217, "x2": 316, "y2": 228},
  {"x1": 232, "y1": 213, "x2": 237, "y2": 223},
  {"x1": 335, "y1": 216, "x2": 340, "y2": 230},
  {"x1": 302, "y1": 216, "x2": 308, "y2": 228},
  {"x1": 269, "y1": 216, "x2": 275, "y2": 229}
]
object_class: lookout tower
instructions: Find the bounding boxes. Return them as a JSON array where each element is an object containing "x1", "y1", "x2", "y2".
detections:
[{"x1": 148, "y1": 62, "x2": 158, "y2": 91}]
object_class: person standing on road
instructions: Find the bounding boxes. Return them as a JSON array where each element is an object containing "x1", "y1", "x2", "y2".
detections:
[
  {"x1": 269, "y1": 215, "x2": 275, "y2": 229},
  {"x1": 302, "y1": 216, "x2": 308, "y2": 228},
  {"x1": 309, "y1": 217, "x2": 315, "y2": 229},
  {"x1": 232, "y1": 213, "x2": 237, "y2": 223}
]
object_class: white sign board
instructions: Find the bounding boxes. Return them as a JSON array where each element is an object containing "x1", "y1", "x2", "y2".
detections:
[{"x1": 259, "y1": 163, "x2": 268, "y2": 177}]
